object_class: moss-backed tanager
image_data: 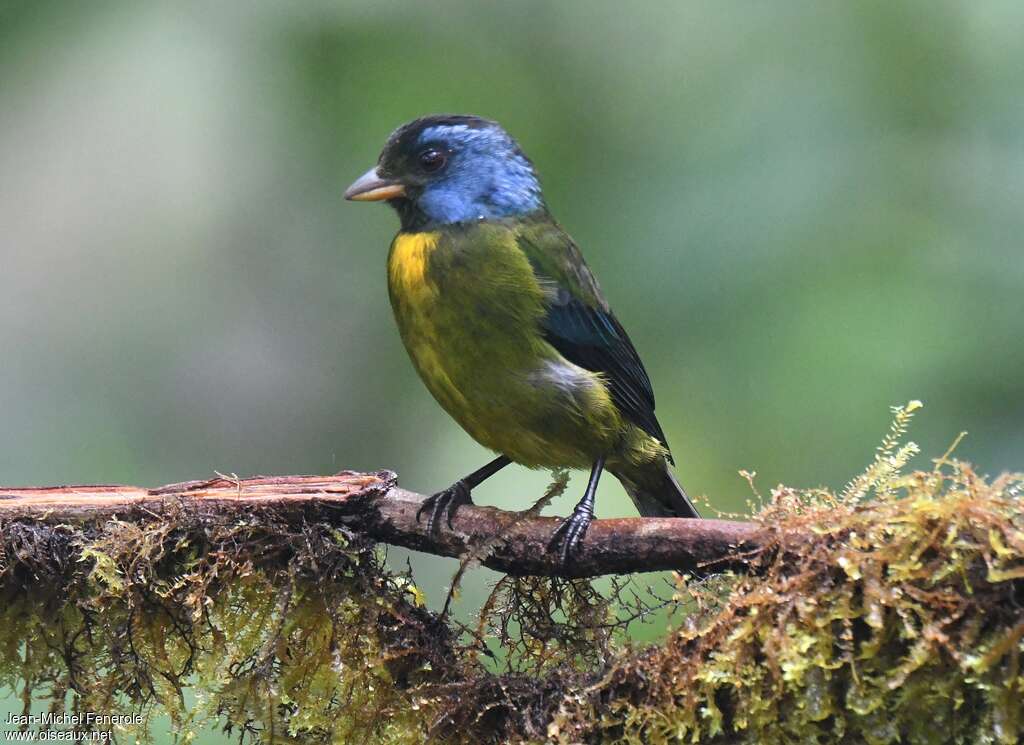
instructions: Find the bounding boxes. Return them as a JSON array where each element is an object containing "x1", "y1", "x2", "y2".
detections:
[{"x1": 345, "y1": 115, "x2": 700, "y2": 562}]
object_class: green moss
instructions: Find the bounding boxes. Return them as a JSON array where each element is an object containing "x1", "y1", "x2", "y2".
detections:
[
  {"x1": 0, "y1": 507, "x2": 452, "y2": 743},
  {"x1": 1, "y1": 403, "x2": 1022, "y2": 744},
  {"x1": 548, "y1": 405, "x2": 1024, "y2": 744}
]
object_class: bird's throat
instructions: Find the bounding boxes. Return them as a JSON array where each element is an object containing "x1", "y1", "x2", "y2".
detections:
[{"x1": 389, "y1": 231, "x2": 441, "y2": 296}]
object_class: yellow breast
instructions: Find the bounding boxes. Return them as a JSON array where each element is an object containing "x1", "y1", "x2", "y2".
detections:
[
  {"x1": 386, "y1": 229, "x2": 467, "y2": 411},
  {"x1": 388, "y1": 231, "x2": 441, "y2": 297}
]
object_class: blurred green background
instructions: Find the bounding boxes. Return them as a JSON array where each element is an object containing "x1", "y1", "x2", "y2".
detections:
[{"x1": 2, "y1": 0, "x2": 1023, "y2": 736}]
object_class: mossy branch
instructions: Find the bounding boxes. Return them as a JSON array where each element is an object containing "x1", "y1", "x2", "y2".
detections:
[
  {"x1": 2, "y1": 409, "x2": 1022, "y2": 744},
  {"x1": 0, "y1": 471, "x2": 761, "y2": 578}
]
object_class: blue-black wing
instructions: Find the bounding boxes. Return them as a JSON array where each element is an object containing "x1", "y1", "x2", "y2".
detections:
[{"x1": 515, "y1": 220, "x2": 672, "y2": 459}]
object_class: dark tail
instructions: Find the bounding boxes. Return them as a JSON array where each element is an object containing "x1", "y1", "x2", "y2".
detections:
[{"x1": 614, "y1": 462, "x2": 701, "y2": 519}]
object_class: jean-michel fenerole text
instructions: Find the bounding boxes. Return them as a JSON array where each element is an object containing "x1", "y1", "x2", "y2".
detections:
[{"x1": 5, "y1": 712, "x2": 143, "y2": 727}]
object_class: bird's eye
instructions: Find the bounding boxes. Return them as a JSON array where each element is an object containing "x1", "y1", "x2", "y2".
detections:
[{"x1": 418, "y1": 148, "x2": 447, "y2": 173}]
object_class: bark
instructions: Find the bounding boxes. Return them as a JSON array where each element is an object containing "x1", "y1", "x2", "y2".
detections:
[{"x1": 0, "y1": 471, "x2": 762, "y2": 578}]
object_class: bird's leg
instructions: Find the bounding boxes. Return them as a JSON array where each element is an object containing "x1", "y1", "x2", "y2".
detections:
[
  {"x1": 417, "y1": 455, "x2": 512, "y2": 534},
  {"x1": 548, "y1": 456, "x2": 605, "y2": 564}
]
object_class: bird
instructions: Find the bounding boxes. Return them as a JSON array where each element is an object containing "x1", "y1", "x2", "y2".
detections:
[{"x1": 344, "y1": 114, "x2": 700, "y2": 562}]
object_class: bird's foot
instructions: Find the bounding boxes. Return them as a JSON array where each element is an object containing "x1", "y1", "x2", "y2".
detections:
[
  {"x1": 416, "y1": 479, "x2": 473, "y2": 534},
  {"x1": 547, "y1": 505, "x2": 594, "y2": 565}
]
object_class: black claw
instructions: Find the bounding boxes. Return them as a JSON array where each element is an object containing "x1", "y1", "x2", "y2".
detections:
[
  {"x1": 547, "y1": 508, "x2": 594, "y2": 564},
  {"x1": 416, "y1": 479, "x2": 473, "y2": 534}
]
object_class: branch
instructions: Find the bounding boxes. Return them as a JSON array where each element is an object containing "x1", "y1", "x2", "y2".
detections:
[{"x1": 0, "y1": 471, "x2": 763, "y2": 578}]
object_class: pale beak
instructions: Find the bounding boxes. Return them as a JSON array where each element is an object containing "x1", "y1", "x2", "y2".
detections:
[{"x1": 343, "y1": 167, "x2": 406, "y2": 201}]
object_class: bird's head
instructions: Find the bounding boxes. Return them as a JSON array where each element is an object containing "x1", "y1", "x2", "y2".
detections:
[{"x1": 344, "y1": 114, "x2": 545, "y2": 231}]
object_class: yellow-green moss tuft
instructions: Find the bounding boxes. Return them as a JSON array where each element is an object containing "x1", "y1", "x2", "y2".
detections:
[{"x1": 548, "y1": 413, "x2": 1024, "y2": 743}]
